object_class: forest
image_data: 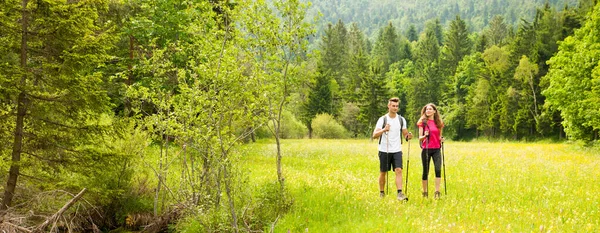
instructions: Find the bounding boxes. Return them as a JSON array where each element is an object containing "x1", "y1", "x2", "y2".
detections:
[{"x1": 0, "y1": 0, "x2": 599, "y2": 232}]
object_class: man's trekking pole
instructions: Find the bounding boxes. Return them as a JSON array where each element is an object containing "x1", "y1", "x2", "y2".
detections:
[
  {"x1": 442, "y1": 141, "x2": 447, "y2": 195},
  {"x1": 386, "y1": 128, "x2": 389, "y2": 196},
  {"x1": 404, "y1": 135, "x2": 410, "y2": 196}
]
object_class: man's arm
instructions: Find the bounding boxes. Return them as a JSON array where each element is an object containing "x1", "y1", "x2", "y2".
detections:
[{"x1": 373, "y1": 124, "x2": 389, "y2": 139}]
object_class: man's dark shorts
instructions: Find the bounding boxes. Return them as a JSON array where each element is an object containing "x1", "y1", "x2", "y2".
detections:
[{"x1": 379, "y1": 151, "x2": 403, "y2": 172}]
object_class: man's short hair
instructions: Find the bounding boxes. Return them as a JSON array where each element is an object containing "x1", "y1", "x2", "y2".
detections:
[{"x1": 389, "y1": 97, "x2": 399, "y2": 103}]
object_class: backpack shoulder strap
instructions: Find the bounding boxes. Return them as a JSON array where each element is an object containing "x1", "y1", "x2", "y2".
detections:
[
  {"x1": 399, "y1": 116, "x2": 404, "y2": 145},
  {"x1": 378, "y1": 115, "x2": 387, "y2": 145}
]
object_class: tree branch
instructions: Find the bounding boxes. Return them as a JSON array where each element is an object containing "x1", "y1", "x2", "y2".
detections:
[{"x1": 33, "y1": 188, "x2": 87, "y2": 233}]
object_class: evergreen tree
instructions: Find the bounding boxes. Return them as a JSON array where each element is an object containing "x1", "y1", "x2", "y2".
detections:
[
  {"x1": 486, "y1": 15, "x2": 508, "y2": 46},
  {"x1": 428, "y1": 19, "x2": 444, "y2": 46},
  {"x1": 358, "y1": 65, "x2": 389, "y2": 136},
  {"x1": 346, "y1": 23, "x2": 369, "y2": 102},
  {"x1": 372, "y1": 22, "x2": 401, "y2": 74},
  {"x1": 303, "y1": 73, "x2": 335, "y2": 138},
  {"x1": 534, "y1": 3, "x2": 561, "y2": 75},
  {"x1": 476, "y1": 33, "x2": 488, "y2": 52},
  {"x1": 442, "y1": 15, "x2": 473, "y2": 75},
  {"x1": 406, "y1": 24, "x2": 418, "y2": 42},
  {"x1": 0, "y1": 0, "x2": 116, "y2": 209},
  {"x1": 443, "y1": 53, "x2": 484, "y2": 139},
  {"x1": 316, "y1": 21, "x2": 347, "y2": 118},
  {"x1": 409, "y1": 22, "x2": 442, "y2": 121}
]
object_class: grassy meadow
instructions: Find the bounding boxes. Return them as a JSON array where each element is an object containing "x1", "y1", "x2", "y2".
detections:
[{"x1": 241, "y1": 139, "x2": 600, "y2": 232}]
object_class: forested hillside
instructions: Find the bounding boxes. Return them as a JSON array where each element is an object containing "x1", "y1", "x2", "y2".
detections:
[
  {"x1": 0, "y1": 0, "x2": 599, "y2": 232},
  {"x1": 301, "y1": 0, "x2": 599, "y2": 142},
  {"x1": 306, "y1": 0, "x2": 584, "y2": 37}
]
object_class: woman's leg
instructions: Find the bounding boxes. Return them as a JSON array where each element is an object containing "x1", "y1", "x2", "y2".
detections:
[{"x1": 421, "y1": 150, "x2": 430, "y2": 195}]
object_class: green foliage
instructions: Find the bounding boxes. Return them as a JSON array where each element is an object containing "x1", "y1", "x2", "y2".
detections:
[
  {"x1": 311, "y1": 113, "x2": 349, "y2": 139},
  {"x1": 0, "y1": 0, "x2": 118, "y2": 209},
  {"x1": 339, "y1": 102, "x2": 362, "y2": 137},
  {"x1": 306, "y1": 0, "x2": 579, "y2": 39},
  {"x1": 371, "y1": 22, "x2": 402, "y2": 74},
  {"x1": 344, "y1": 23, "x2": 370, "y2": 103},
  {"x1": 485, "y1": 15, "x2": 509, "y2": 46},
  {"x1": 543, "y1": 2, "x2": 600, "y2": 140},
  {"x1": 319, "y1": 20, "x2": 349, "y2": 91},
  {"x1": 408, "y1": 21, "x2": 443, "y2": 121},
  {"x1": 256, "y1": 110, "x2": 308, "y2": 139},
  {"x1": 303, "y1": 73, "x2": 335, "y2": 132},
  {"x1": 442, "y1": 15, "x2": 473, "y2": 75},
  {"x1": 251, "y1": 181, "x2": 294, "y2": 230},
  {"x1": 406, "y1": 25, "x2": 418, "y2": 42},
  {"x1": 443, "y1": 53, "x2": 484, "y2": 139},
  {"x1": 358, "y1": 66, "x2": 389, "y2": 136}
]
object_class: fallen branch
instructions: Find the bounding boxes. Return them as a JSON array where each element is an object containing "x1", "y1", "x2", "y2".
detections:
[
  {"x1": 33, "y1": 188, "x2": 87, "y2": 233},
  {"x1": 0, "y1": 221, "x2": 32, "y2": 233}
]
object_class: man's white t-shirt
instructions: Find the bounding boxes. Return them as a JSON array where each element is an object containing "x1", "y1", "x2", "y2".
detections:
[{"x1": 375, "y1": 114, "x2": 406, "y2": 153}]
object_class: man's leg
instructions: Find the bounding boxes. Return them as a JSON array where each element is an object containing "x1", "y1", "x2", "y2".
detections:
[
  {"x1": 394, "y1": 167, "x2": 403, "y2": 190},
  {"x1": 379, "y1": 172, "x2": 386, "y2": 192}
]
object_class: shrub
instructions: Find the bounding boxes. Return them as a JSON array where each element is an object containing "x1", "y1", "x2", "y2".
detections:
[
  {"x1": 311, "y1": 113, "x2": 349, "y2": 139},
  {"x1": 255, "y1": 110, "x2": 307, "y2": 139},
  {"x1": 339, "y1": 102, "x2": 361, "y2": 138}
]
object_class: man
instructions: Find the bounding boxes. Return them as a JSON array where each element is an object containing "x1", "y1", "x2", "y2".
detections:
[{"x1": 372, "y1": 97, "x2": 413, "y2": 201}]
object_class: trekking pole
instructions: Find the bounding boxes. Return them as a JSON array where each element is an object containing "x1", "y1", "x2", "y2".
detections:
[
  {"x1": 386, "y1": 129, "x2": 389, "y2": 196},
  {"x1": 442, "y1": 141, "x2": 447, "y2": 195},
  {"x1": 404, "y1": 135, "x2": 410, "y2": 196},
  {"x1": 425, "y1": 126, "x2": 429, "y2": 194}
]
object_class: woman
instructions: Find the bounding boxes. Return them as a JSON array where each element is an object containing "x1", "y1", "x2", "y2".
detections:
[{"x1": 417, "y1": 103, "x2": 444, "y2": 199}]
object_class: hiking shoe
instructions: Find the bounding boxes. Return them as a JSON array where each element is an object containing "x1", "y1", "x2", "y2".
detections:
[
  {"x1": 434, "y1": 191, "x2": 441, "y2": 200},
  {"x1": 422, "y1": 192, "x2": 428, "y2": 198},
  {"x1": 397, "y1": 192, "x2": 408, "y2": 201}
]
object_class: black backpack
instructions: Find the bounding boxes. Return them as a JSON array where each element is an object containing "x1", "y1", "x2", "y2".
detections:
[{"x1": 378, "y1": 115, "x2": 405, "y2": 145}]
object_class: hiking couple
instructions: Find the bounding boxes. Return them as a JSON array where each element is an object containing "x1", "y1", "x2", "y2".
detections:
[{"x1": 372, "y1": 97, "x2": 444, "y2": 201}]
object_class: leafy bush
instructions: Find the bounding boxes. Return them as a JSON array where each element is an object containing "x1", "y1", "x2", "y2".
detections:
[
  {"x1": 311, "y1": 113, "x2": 349, "y2": 139},
  {"x1": 255, "y1": 110, "x2": 308, "y2": 139},
  {"x1": 339, "y1": 102, "x2": 361, "y2": 138}
]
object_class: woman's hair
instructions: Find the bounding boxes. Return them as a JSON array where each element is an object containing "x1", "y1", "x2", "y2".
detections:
[{"x1": 419, "y1": 103, "x2": 444, "y2": 129}]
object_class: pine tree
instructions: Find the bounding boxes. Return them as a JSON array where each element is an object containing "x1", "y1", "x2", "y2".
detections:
[
  {"x1": 372, "y1": 22, "x2": 401, "y2": 74},
  {"x1": 442, "y1": 15, "x2": 473, "y2": 75},
  {"x1": 358, "y1": 65, "x2": 389, "y2": 136},
  {"x1": 406, "y1": 24, "x2": 418, "y2": 42},
  {"x1": 346, "y1": 23, "x2": 369, "y2": 102},
  {"x1": 0, "y1": 0, "x2": 115, "y2": 209},
  {"x1": 304, "y1": 73, "x2": 335, "y2": 138},
  {"x1": 444, "y1": 53, "x2": 484, "y2": 139},
  {"x1": 409, "y1": 21, "x2": 442, "y2": 121},
  {"x1": 486, "y1": 15, "x2": 508, "y2": 46}
]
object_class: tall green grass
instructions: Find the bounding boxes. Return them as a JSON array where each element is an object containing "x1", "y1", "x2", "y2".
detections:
[{"x1": 241, "y1": 139, "x2": 600, "y2": 232}]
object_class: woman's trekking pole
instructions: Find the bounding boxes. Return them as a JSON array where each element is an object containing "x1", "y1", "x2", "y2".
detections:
[{"x1": 442, "y1": 141, "x2": 447, "y2": 195}]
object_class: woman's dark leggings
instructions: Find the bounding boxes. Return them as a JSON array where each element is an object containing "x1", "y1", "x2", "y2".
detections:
[{"x1": 421, "y1": 148, "x2": 441, "y2": 180}]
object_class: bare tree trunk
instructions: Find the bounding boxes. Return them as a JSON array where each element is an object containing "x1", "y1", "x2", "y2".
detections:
[
  {"x1": 2, "y1": 0, "x2": 29, "y2": 211},
  {"x1": 124, "y1": 35, "x2": 135, "y2": 116},
  {"x1": 274, "y1": 118, "x2": 284, "y2": 188},
  {"x1": 217, "y1": 113, "x2": 238, "y2": 232},
  {"x1": 154, "y1": 144, "x2": 163, "y2": 217},
  {"x1": 223, "y1": 165, "x2": 238, "y2": 233}
]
